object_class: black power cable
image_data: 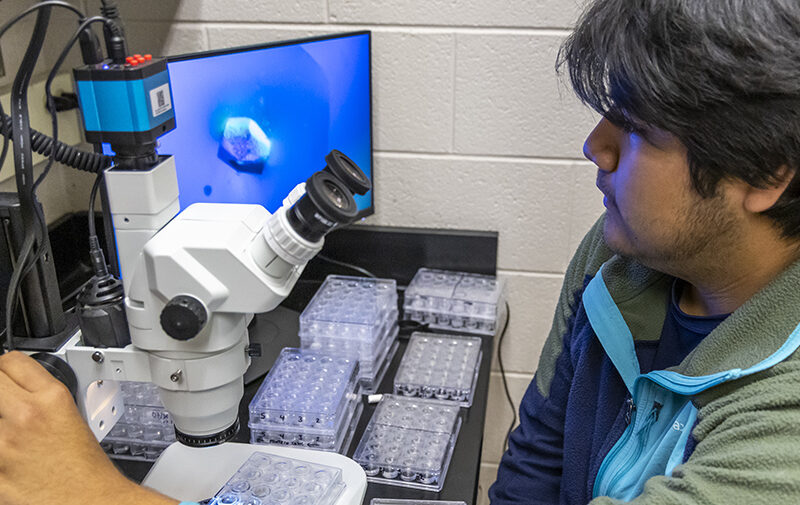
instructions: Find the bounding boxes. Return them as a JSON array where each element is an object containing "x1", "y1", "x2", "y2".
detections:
[
  {"x1": 1, "y1": 2, "x2": 110, "y2": 353},
  {"x1": 0, "y1": 100, "x2": 9, "y2": 179},
  {"x1": 5, "y1": 6, "x2": 53, "y2": 352},
  {"x1": 497, "y1": 300, "x2": 515, "y2": 452},
  {"x1": 316, "y1": 253, "x2": 377, "y2": 278},
  {"x1": 40, "y1": 15, "x2": 118, "y2": 190},
  {"x1": 0, "y1": 114, "x2": 112, "y2": 173}
]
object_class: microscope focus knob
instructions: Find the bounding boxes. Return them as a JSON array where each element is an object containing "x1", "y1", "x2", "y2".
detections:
[{"x1": 160, "y1": 295, "x2": 207, "y2": 341}]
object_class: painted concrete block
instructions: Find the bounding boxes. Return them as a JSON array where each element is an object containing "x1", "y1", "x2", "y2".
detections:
[
  {"x1": 454, "y1": 33, "x2": 596, "y2": 159},
  {"x1": 87, "y1": 0, "x2": 326, "y2": 23},
  {"x1": 366, "y1": 154, "x2": 589, "y2": 273},
  {"x1": 481, "y1": 371, "x2": 532, "y2": 464},
  {"x1": 371, "y1": 31, "x2": 455, "y2": 152},
  {"x1": 126, "y1": 22, "x2": 207, "y2": 57},
  {"x1": 478, "y1": 462, "x2": 500, "y2": 505},
  {"x1": 492, "y1": 271, "x2": 564, "y2": 374},
  {"x1": 329, "y1": 0, "x2": 585, "y2": 29},
  {"x1": 207, "y1": 26, "x2": 324, "y2": 50}
]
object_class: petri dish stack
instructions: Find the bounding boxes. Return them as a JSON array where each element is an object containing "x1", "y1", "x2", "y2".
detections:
[
  {"x1": 101, "y1": 381, "x2": 176, "y2": 461},
  {"x1": 403, "y1": 268, "x2": 505, "y2": 335},
  {"x1": 353, "y1": 395, "x2": 462, "y2": 492},
  {"x1": 300, "y1": 275, "x2": 399, "y2": 392},
  {"x1": 394, "y1": 332, "x2": 482, "y2": 407},
  {"x1": 209, "y1": 452, "x2": 346, "y2": 505},
  {"x1": 371, "y1": 501, "x2": 467, "y2": 505},
  {"x1": 249, "y1": 348, "x2": 362, "y2": 453}
]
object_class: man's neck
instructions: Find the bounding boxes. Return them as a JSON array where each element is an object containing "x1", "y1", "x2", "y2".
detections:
[{"x1": 678, "y1": 235, "x2": 800, "y2": 317}]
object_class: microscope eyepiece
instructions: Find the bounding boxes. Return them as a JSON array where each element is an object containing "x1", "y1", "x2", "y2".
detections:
[
  {"x1": 285, "y1": 150, "x2": 371, "y2": 243},
  {"x1": 324, "y1": 149, "x2": 371, "y2": 195},
  {"x1": 286, "y1": 171, "x2": 359, "y2": 242}
]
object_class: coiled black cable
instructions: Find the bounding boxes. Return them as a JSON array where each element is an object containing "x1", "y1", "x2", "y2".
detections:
[{"x1": 0, "y1": 113, "x2": 112, "y2": 173}]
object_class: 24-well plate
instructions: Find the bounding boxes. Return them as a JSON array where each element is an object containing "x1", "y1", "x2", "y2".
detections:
[{"x1": 353, "y1": 396, "x2": 461, "y2": 492}]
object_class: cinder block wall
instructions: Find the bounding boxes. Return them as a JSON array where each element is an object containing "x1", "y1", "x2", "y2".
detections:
[{"x1": 83, "y1": 1, "x2": 604, "y2": 502}]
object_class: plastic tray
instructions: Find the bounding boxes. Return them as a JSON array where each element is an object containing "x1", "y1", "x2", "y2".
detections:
[
  {"x1": 352, "y1": 396, "x2": 461, "y2": 492},
  {"x1": 300, "y1": 275, "x2": 399, "y2": 391},
  {"x1": 249, "y1": 348, "x2": 360, "y2": 452},
  {"x1": 299, "y1": 275, "x2": 397, "y2": 346},
  {"x1": 251, "y1": 400, "x2": 363, "y2": 454},
  {"x1": 394, "y1": 333, "x2": 482, "y2": 407},
  {"x1": 101, "y1": 381, "x2": 176, "y2": 461},
  {"x1": 403, "y1": 268, "x2": 504, "y2": 335},
  {"x1": 209, "y1": 451, "x2": 345, "y2": 505}
]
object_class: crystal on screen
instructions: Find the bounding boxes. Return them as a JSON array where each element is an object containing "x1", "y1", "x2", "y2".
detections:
[
  {"x1": 101, "y1": 381, "x2": 175, "y2": 461},
  {"x1": 218, "y1": 116, "x2": 271, "y2": 173},
  {"x1": 300, "y1": 275, "x2": 399, "y2": 393},
  {"x1": 209, "y1": 452, "x2": 345, "y2": 505},
  {"x1": 353, "y1": 396, "x2": 462, "y2": 492},
  {"x1": 394, "y1": 332, "x2": 482, "y2": 407},
  {"x1": 403, "y1": 268, "x2": 505, "y2": 335},
  {"x1": 249, "y1": 348, "x2": 362, "y2": 453}
]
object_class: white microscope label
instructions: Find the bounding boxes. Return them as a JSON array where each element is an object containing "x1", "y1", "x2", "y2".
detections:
[{"x1": 150, "y1": 83, "x2": 172, "y2": 117}]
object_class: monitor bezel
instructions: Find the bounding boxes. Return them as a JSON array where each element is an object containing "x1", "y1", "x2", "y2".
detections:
[{"x1": 166, "y1": 30, "x2": 375, "y2": 219}]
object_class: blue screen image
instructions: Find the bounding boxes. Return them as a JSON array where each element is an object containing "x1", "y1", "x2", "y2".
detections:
[{"x1": 153, "y1": 33, "x2": 372, "y2": 214}]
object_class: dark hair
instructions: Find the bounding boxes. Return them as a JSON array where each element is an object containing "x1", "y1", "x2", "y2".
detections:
[{"x1": 557, "y1": 0, "x2": 800, "y2": 239}]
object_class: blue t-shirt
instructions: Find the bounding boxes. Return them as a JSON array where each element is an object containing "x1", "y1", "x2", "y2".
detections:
[{"x1": 647, "y1": 280, "x2": 728, "y2": 371}]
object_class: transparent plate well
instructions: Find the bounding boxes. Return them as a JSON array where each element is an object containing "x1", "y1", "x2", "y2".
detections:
[
  {"x1": 249, "y1": 348, "x2": 360, "y2": 452},
  {"x1": 101, "y1": 381, "x2": 175, "y2": 461},
  {"x1": 209, "y1": 452, "x2": 345, "y2": 505},
  {"x1": 403, "y1": 268, "x2": 505, "y2": 335},
  {"x1": 353, "y1": 396, "x2": 462, "y2": 492},
  {"x1": 394, "y1": 333, "x2": 482, "y2": 407}
]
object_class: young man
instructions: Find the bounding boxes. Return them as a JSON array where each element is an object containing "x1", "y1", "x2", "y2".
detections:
[
  {"x1": 490, "y1": 0, "x2": 800, "y2": 503},
  {"x1": 2, "y1": 1, "x2": 799, "y2": 505}
]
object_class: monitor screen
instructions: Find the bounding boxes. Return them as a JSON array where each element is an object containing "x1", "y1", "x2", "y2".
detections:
[{"x1": 111, "y1": 32, "x2": 373, "y2": 217}]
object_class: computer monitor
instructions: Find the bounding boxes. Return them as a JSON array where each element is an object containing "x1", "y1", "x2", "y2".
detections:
[{"x1": 109, "y1": 31, "x2": 374, "y2": 217}]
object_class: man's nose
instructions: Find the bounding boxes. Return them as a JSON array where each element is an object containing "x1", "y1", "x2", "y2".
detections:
[{"x1": 583, "y1": 118, "x2": 618, "y2": 173}]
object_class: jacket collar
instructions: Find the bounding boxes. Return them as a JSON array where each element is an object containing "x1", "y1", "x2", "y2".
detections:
[{"x1": 599, "y1": 253, "x2": 800, "y2": 377}]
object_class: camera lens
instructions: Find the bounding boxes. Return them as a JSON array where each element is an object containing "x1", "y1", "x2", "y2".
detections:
[
  {"x1": 286, "y1": 172, "x2": 358, "y2": 242},
  {"x1": 324, "y1": 150, "x2": 371, "y2": 195}
]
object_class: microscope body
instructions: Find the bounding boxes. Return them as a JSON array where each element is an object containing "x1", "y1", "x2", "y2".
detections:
[{"x1": 124, "y1": 199, "x2": 320, "y2": 443}]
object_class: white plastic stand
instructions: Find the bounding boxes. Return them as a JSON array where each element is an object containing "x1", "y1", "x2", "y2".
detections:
[{"x1": 142, "y1": 442, "x2": 367, "y2": 504}]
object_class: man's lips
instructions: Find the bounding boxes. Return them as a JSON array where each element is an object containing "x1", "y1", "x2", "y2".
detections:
[{"x1": 596, "y1": 178, "x2": 614, "y2": 209}]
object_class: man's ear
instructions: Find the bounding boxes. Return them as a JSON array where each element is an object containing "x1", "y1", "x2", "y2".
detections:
[{"x1": 743, "y1": 166, "x2": 796, "y2": 214}]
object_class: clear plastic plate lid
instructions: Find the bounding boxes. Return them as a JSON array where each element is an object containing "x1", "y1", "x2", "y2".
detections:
[
  {"x1": 210, "y1": 452, "x2": 345, "y2": 505},
  {"x1": 404, "y1": 268, "x2": 504, "y2": 311},
  {"x1": 394, "y1": 333, "x2": 482, "y2": 406},
  {"x1": 300, "y1": 275, "x2": 397, "y2": 339},
  {"x1": 249, "y1": 348, "x2": 359, "y2": 432},
  {"x1": 353, "y1": 396, "x2": 462, "y2": 491}
]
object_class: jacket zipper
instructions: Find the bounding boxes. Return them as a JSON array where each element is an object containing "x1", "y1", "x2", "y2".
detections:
[
  {"x1": 596, "y1": 398, "x2": 663, "y2": 497},
  {"x1": 593, "y1": 396, "x2": 637, "y2": 498}
]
